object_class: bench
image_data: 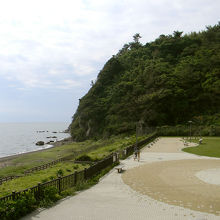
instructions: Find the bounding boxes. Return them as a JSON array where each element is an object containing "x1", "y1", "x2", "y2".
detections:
[{"x1": 115, "y1": 165, "x2": 124, "y2": 173}]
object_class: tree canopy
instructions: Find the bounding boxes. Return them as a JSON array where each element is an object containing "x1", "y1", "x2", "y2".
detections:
[{"x1": 70, "y1": 23, "x2": 220, "y2": 141}]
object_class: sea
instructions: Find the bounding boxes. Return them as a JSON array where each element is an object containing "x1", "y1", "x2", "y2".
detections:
[{"x1": 0, "y1": 122, "x2": 70, "y2": 159}]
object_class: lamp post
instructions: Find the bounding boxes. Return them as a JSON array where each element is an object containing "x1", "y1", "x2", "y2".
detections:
[
  {"x1": 188, "y1": 121, "x2": 192, "y2": 142},
  {"x1": 136, "y1": 122, "x2": 138, "y2": 148}
]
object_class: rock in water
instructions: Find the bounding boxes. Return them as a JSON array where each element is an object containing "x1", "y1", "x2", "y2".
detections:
[{"x1": 36, "y1": 141, "x2": 44, "y2": 146}]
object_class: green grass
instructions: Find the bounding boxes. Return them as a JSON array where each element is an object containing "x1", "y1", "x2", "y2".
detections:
[
  {"x1": 0, "y1": 133, "x2": 150, "y2": 197},
  {"x1": 0, "y1": 140, "x2": 105, "y2": 177},
  {"x1": 182, "y1": 137, "x2": 220, "y2": 158},
  {"x1": 0, "y1": 162, "x2": 88, "y2": 197},
  {"x1": 87, "y1": 134, "x2": 148, "y2": 160}
]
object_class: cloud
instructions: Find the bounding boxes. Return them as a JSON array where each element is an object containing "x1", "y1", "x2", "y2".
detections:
[
  {"x1": 0, "y1": 0, "x2": 219, "y2": 91},
  {"x1": 0, "y1": 0, "x2": 219, "y2": 121}
]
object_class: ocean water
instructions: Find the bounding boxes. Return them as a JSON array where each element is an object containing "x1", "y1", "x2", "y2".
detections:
[{"x1": 0, "y1": 122, "x2": 70, "y2": 158}]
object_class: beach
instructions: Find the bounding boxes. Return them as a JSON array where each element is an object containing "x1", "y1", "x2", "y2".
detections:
[{"x1": 0, "y1": 137, "x2": 72, "y2": 169}]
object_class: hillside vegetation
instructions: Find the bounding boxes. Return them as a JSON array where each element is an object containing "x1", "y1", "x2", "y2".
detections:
[{"x1": 70, "y1": 23, "x2": 220, "y2": 141}]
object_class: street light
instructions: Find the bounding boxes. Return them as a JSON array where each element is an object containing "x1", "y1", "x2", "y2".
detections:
[
  {"x1": 188, "y1": 121, "x2": 193, "y2": 142},
  {"x1": 136, "y1": 122, "x2": 138, "y2": 148}
]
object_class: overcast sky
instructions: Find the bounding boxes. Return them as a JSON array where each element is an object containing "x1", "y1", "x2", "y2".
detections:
[{"x1": 0, "y1": 0, "x2": 219, "y2": 123}]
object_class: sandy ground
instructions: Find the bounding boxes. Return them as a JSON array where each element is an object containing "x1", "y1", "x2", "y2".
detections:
[
  {"x1": 142, "y1": 137, "x2": 189, "y2": 153},
  {"x1": 123, "y1": 159, "x2": 220, "y2": 215},
  {"x1": 196, "y1": 168, "x2": 220, "y2": 185},
  {"x1": 22, "y1": 137, "x2": 220, "y2": 220}
]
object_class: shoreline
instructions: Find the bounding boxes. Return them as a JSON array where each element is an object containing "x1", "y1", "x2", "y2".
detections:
[{"x1": 0, "y1": 136, "x2": 72, "y2": 166}]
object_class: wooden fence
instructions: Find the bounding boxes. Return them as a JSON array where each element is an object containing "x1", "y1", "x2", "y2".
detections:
[
  {"x1": 118, "y1": 133, "x2": 158, "y2": 159},
  {"x1": 0, "y1": 142, "x2": 111, "y2": 185},
  {"x1": 0, "y1": 154, "x2": 115, "y2": 202},
  {"x1": 23, "y1": 143, "x2": 107, "y2": 175},
  {"x1": 24, "y1": 158, "x2": 66, "y2": 175},
  {"x1": 0, "y1": 175, "x2": 22, "y2": 185},
  {"x1": 0, "y1": 133, "x2": 157, "y2": 202}
]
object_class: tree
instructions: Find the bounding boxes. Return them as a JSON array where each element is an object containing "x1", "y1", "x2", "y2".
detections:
[{"x1": 133, "y1": 33, "x2": 142, "y2": 43}]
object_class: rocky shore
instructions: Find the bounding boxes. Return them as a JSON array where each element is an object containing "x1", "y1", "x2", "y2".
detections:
[{"x1": 0, "y1": 136, "x2": 73, "y2": 168}]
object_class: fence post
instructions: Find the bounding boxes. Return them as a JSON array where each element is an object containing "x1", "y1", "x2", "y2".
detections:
[
  {"x1": 84, "y1": 168, "x2": 87, "y2": 180},
  {"x1": 113, "y1": 153, "x2": 117, "y2": 163},
  {"x1": 58, "y1": 177, "x2": 61, "y2": 194},
  {"x1": 74, "y1": 171, "x2": 77, "y2": 185},
  {"x1": 12, "y1": 191, "x2": 16, "y2": 200},
  {"x1": 37, "y1": 183, "x2": 41, "y2": 200},
  {"x1": 116, "y1": 152, "x2": 119, "y2": 162}
]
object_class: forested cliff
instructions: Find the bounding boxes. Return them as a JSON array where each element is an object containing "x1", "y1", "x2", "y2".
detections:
[{"x1": 70, "y1": 23, "x2": 220, "y2": 141}]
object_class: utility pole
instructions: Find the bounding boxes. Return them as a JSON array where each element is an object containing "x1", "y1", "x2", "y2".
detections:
[
  {"x1": 188, "y1": 121, "x2": 192, "y2": 142},
  {"x1": 136, "y1": 122, "x2": 138, "y2": 148}
]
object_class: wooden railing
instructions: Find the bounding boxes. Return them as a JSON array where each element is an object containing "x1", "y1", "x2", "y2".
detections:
[
  {"x1": 0, "y1": 133, "x2": 157, "y2": 202},
  {"x1": 0, "y1": 143, "x2": 108, "y2": 185},
  {"x1": 0, "y1": 154, "x2": 115, "y2": 202},
  {"x1": 118, "y1": 133, "x2": 158, "y2": 159},
  {"x1": 23, "y1": 143, "x2": 105, "y2": 175},
  {"x1": 0, "y1": 175, "x2": 22, "y2": 185},
  {"x1": 24, "y1": 158, "x2": 67, "y2": 175}
]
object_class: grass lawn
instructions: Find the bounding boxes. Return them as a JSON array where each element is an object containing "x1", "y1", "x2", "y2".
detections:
[
  {"x1": 0, "y1": 139, "x2": 110, "y2": 177},
  {"x1": 0, "y1": 162, "x2": 88, "y2": 197},
  {"x1": 0, "y1": 133, "x2": 150, "y2": 197},
  {"x1": 87, "y1": 134, "x2": 146, "y2": 160},
  {"x1": 182, "y1": 137, "x2": 220, "y2": 158}
]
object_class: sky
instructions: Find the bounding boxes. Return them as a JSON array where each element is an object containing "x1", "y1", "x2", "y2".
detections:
[{"x1": 0, "y1": 0, "x2": 219, "y2": 123}]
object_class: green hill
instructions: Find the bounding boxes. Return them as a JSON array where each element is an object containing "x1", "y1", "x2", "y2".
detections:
[{"x1": 70, "y1": 23, "x2": 220, "y2": 141}]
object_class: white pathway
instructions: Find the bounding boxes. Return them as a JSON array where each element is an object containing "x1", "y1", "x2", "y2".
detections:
[{"x1": 22, "y1": 138, "x2": 220, "y2": 220}]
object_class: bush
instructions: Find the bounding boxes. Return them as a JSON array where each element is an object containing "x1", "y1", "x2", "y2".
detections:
[
  {"x1": 41, "y1": 178, "x2": 49, "y2": 183},
  {"x1": 75, "y1": 154, "x2": 93, "y2": 161},
  {"x1": 0, "y1": 186, "x2": 61, "y2": 220},
  {"x1": 0, "y1": 159, "x2": 119, "y2": 219},
  {"x1": 66, "y1": 168, "x2": 72, "y2": 172},
  {"x1": 156, "y1": 125, "x2": 220, "y2": 137},
  {"x1": 49, "y1": 175, "x2": 55, "y2": 180},
  {"x1": 73, "y1": 165, "x2": 79, "y2": 169},
  {"x1": 0, "y1": 192, "x2": 37, "y2": 220},
  {"x1": 39, "y1": 186, "x2": 61, "y2": 207},
  {"x1": 56, "y1": 169, "x2": 64, "y2": 177}
]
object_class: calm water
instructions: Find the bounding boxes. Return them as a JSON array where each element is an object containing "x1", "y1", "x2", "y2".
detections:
[{"x1": 0, "y1": 122, "x2": 70, "y2": 158}]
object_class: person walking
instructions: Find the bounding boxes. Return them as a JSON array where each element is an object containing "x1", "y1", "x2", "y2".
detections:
[
  {"x1": 134, "y1": 146, "x2": 138, "y2": 160},
  {"x1": 134, "y1": 146, "x2": 140, "y2": 161}
]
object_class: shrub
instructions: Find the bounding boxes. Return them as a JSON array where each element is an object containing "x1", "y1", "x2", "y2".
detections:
[
  {"x1": 41, "y1": 178, "x2": 49, "y2": 183},
  {"x1": 56, "y1": 169, "x2": 64, "y2": 177},
  {"x1": 73, "y1": 165, "x2": 79, "y2": 169},
  {"x1": 39, "y1": 186, "x2": 61, "y2": 207},
  {"x1": 0, "y1": 192, "x2": 37, "y2": 220},
  {"x1": 66, "y1": 168, "x2": 72, "y2": 172},
  {"x1": 76, "y1": 154, "x2": 93, "y2": 161}
]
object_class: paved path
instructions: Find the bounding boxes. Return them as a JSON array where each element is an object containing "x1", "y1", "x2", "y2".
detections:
[{"x1": 22, "y1": 137, "x2": 220, "y2": 220}]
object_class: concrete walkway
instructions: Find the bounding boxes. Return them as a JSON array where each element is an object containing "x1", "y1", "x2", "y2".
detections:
[{"x1": 22, "y1": 138, "x2": 220, "y2": 220}]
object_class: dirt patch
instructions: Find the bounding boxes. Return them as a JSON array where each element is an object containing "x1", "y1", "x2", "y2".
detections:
[{"x1": 122, "y1": 159, "x2": 220, "y2": 215}]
